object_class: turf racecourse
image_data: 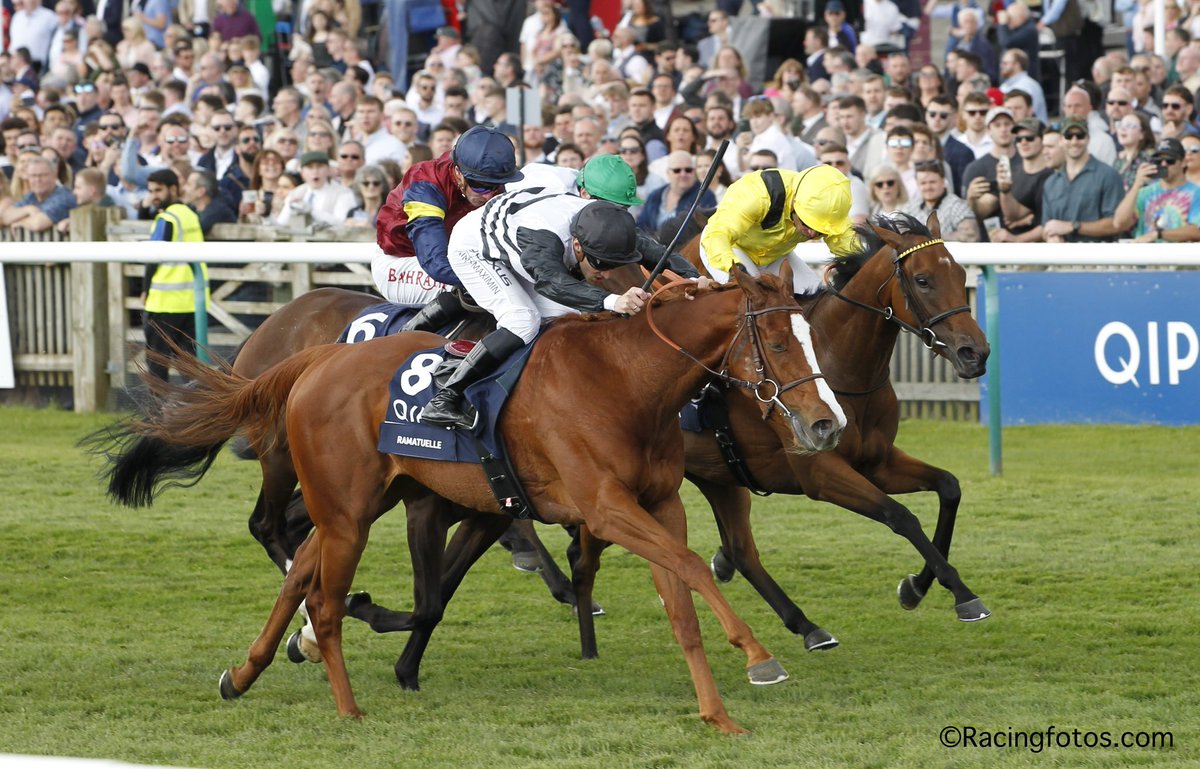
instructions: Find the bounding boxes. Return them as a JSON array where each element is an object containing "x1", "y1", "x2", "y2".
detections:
[{"x1": 0, "y1": 407, "x2": 1196, "y2": 769}]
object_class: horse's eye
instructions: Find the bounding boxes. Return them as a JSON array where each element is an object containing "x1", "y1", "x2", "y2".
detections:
[
  {"x1": 768, "y1": 342, "x2": 787, "y2": 353},
  {"x1": 915, "y1": 275, "x2": 931, "y2": 288}
]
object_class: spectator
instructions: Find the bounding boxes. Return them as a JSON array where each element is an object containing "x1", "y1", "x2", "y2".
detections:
[
  {"x1": 738, "y1": 97, "x2": 796, "y2": 174},
  {"x1": 862, "y1": 0, "x2": 906, "y2": 50},
  {"x1": 627, "y1": 88, "x2": 667, "y2": 161},
  {"x1": 617, "y1": 134, "x2": 665, "y2": 215},
  {"x1": 0, "y1": 155, "x2": 76, "y2": 232},
  {"x1": 185, "y1": 169, "x2": 237, "y2": 235},
  {"x1": 999, "y1": 50, "x2": 1047, "y2": 123},
  {"x1": 818, "y1": 142, "x2": 871, "y2": 225},
  {"x1": 71, "y1": 166, "x2": 114, "y2": 216},
  {"x1": 345, "y1": 163, "x2": 388, "y2": 228},
  {"x1": 387, "y1": 107, "x2": 420, "y2": 150},
  {"x1": 837, "y1": 95, "x2": 883, "y2": 176},
  {"x1": 572, "y1": 114, "x2": 602, "y2": 160},
  {"x1": 432, "y1": 26, "x2": 462, "y2": 72},
  {"x1": 303, "y1": 118, "x2": 338, "y2": 158},
  {"x1": 1114, "y1": 112, "x2": 1155, "y2": 192},
  {"x1": 651, "y1": 74, "x2": 683, "y2": 131},
  {"x1": 428, "y1": 124, "x2": 457, "y2": 159},
  {"x1": 212, "y1": 0, "x2": 260, "y2": 42},
  {"x1": 884, "y1": 125, "x2": 917, "y2": 198},
  {"x1": 194, "y1": 112, "x2": 237, "y2": 180},
  {"x1": 698, "y1": 9, "x2": 733, "y2": 69},
  {"x1": 336, "y1": 141, "x2": 366, "y2": 188},
  {"x1": 902, "y1": 160, "x2": 978, "y2": 240},
  {"x1": 1040, "y1": 117, "x2": 1125, "y2": 243},
  {"x1": 9, "y1": 0, "x2": 58, "y2": 68},
  {"x1": 963, "y1": 107, "x2": 1016, "y2": 232},
  {"x1": 1158, "y1": 85, "x2": 1197, "y2": 139},
  {"x1": 354, "y1": 96, "x2": 405, "y2": 164},
  {"x1": 276, "y1": 151, "x2": 355, "y2": 228},
  {"x1": 1042, "y1": 127, "x2": 1066, "y2": 171},
  {"x1": 696, "y1": 147, "x2": 733, "y2": 203},
  {"x1": 991, "y1": 118, "x2": 1054, "y2": 242},
  {"x1": 1062, "y1": 85, "x2": 1118, "y2": 165},
  {"x1": 824, "y1": 1, "x2": 859, "y2": 51},
  {"x1": 868, "y1": 164, "x2": 908, "y2": 216},
  {"x1": 116, "y1": 17, "x2": 155, "y2": 70},
  {"x1": 1183, "y1": 134, "x2": 1200, "y2": 186},
  {"x1": 268, "y1": 171, "x2": 300, "y2": 221},
  {"x1": 554, "y1": 142, "x2": 584, "y2": 169},
  {"x1": 648, "y1": 114, "x2": 702, "y2": 178},
  {"x1": 1113, "y1": 138, "x2": 1200, "y2": 242},
  {"x1": 803, "y1": 25, "x2": 831, "y2": 83},
  {"x1": 135, "y1": 0, "x2": 172, "y2": 50},
  {"x1": 996, "y1": 2, "x2": 1040, "y2": 81},
  {"x1": 271, "y1": 87, "x2": 306, "y2": 136},
  {"x1": 215, "y1": 122, "x2": 260, "y2": 208},
  {"x1": 637, "y1": 150, "x2": 715, "y2": 234},
  {"x1": 704, "y1": 46, "x2": 754, "y2": 104},
  {"x1": 915, "y1": 65, "x2": 946, "y2": 109},
  {"x1": 243, "y1": 148, "x2": 285, "y2": 221},
  {"x1": 407, "y1": 70, "x2": 444, "y2": 128}
]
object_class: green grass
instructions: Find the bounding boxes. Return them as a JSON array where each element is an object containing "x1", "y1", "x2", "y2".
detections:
[{"x1": 0, "y1": 407, "x2": 1197, "y2": 768}]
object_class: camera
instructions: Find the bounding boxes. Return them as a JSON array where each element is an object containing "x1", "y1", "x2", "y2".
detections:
[
  {"x1": 1153, "y1": 163, "x2": 1169, "y2": 180},
  {"x1": 736, "y1": 119, "x2": 751, "y2": 134}
]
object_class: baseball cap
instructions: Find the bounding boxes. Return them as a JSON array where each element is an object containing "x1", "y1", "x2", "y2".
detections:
[
  {"x1": 299, "y1": 150, "x2": 330, "y2": 166},
  {"x1": 1059, "y1": 116, "x2": 1089, "y2": 134},
  {"x1": 1014, "y1": 118, "x2": 1044, "y2": 136},
  {"x1": 436, "y1": 25, "x2": 460, "y2": 39},
  {"x1": 985, "y1": 106, "x2": 1014, "y2": 125},
  {"x1": 1152, "y1": 137, "x2": 1185, "y2": 161},
  {"x1": 826, "y1": 1, "x2": 846, "y2": 12}
]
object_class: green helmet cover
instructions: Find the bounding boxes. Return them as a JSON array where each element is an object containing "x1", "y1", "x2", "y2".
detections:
[{"x1": 577, "y1": 154, "x2": 644, "y2": 206}]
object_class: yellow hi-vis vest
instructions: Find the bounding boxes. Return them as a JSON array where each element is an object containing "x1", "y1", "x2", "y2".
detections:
[{"x1": 144, "y1": 203, "x2": 210, "y2": 314}]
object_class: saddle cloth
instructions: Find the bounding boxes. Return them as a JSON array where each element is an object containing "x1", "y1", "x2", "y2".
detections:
[
  {"x1": 377, "y1": 342, "x2": 536, "y2": 463},
  {"x1": 335, "y1": 303, "x2": 422, "y2": 344}
]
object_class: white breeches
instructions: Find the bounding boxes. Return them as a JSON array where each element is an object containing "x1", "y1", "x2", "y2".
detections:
[
  {"x1": 698, "y1": 243, "x2": 822, "y2": 295},
  {"x1": 370, "y1": 246, "x2": 451, "y2": 305},
  {"x1": 449, "y1": 245, "x2": 575, "y2": 344}
]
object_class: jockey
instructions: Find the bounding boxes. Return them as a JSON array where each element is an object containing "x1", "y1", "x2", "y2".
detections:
[
  {"x1": 699, "y1": 164, "x2": 861, "y2": 295},
  {"x1": 420, "y1": 198, "x2": 661, "y2": 429},
  {"x1": 371, "y1": 125, "x2": 523, "y2": 322}
]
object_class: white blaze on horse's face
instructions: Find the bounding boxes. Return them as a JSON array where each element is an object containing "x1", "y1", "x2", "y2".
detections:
[{"x1": 791, "y1": 314, "x2": 848, "y2": 429}]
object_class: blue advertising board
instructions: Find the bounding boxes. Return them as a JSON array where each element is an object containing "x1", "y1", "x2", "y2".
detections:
[{"x1": 979, "y1": 272, "x2": 1200, "y2": 425}]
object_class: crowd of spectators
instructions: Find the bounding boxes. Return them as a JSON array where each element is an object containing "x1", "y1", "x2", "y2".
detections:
[{"x1": 2, "y1": 0, "x2": 1200, "y2": 245}]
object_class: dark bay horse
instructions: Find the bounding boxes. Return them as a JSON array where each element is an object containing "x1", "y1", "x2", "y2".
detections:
[
  {"x1": 570, "y1": 212, "x2": 992, "y2": 659},
  {"x1": 100, "y1": 267, "x2": 844, "y2": 734}
]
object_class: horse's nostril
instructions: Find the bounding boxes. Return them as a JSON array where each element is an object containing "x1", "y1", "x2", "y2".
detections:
[{"x1": 812, "y1": 419, "x2": 834, "y2": 439}]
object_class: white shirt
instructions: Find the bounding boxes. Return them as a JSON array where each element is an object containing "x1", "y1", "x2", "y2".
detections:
[
  {"x1": 248, "y1": 59, "x2": 271, "y2": 99},
  {"x1": 750, "y1": 123, "x2": 797, "y2": 170},
  {"x1": 8, "y1": 5, "x2": 58, "y2": 63},
  {"x1": 363, "y1": 128, "x2": 408, "y2": 164},
  {"x1": 213, "y1": 146, "x2": 236, "y2": 179},
  {"x1": 277, "y1": 181, "x2": 356, "y2": 228},
  {"x1": 614, "y1": 46, "x2": 652, "y2": 87},
  {"x1": 861, "y1": 0, "x2": 905, "y2": 47}
]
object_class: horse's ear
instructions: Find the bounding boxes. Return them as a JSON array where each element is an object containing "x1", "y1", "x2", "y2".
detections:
[
  {"x1": 871, "y1": 223, "x2": 905, "y2": 251},
  {"x1": 926, "y1": 209, "x2": 942, "y2": 238},
  {"x1": 777, "y1": 260, "x2": 794, "y2": 296},
  {"x1": 731, "y1": 264, "x2": 766, "y2": 303}
]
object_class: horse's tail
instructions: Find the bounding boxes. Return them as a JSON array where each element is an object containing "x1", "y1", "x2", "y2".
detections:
[{"x1": 84, "y1": 345, "x2": 333, "y2": 508}]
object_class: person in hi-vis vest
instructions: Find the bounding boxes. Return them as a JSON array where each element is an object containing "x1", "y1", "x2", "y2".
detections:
[{"x1": 140, "y1": 168, "x2": 209, "y2": 382}]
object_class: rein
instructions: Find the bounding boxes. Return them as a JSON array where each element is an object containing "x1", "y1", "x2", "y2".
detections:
[
  {"x1": 825, "y1": 237, "x2": 971, "y2": 351},
  {"x1": 644, "y1": 279, "x2": 824, "y2": 421}
]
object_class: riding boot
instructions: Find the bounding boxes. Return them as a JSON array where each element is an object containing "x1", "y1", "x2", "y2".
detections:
[
  {"x1": 421, "y1": 328, "x2": 526, "y2": 429},
  {"x1": 402, "y1": 291, "x2": 468, "y2": 334}
]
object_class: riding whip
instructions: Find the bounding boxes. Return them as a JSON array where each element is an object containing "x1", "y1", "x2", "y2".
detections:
[{"x1": 640, "y1": 138, "x2": 730, "y2": 292}]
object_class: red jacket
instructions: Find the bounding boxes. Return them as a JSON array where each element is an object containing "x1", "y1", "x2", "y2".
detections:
[{"x1": 376, "y1": 153, "x2": 475, "y2": 286}]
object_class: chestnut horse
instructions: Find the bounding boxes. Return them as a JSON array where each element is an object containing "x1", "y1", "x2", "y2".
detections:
[
  {"x1": 570, "y1": 212, "x2": 992, "y2": 659},
  {"x1": 101, "y1": 267, "x2": 844, "y2": 734}
]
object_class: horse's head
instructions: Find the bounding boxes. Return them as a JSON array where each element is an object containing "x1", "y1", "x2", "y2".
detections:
[
  {"x1": 727, "y1": 264, "x2": 845, "y2": 454},
  {"x1": 863, "y1": 211, "x2": 990, "y2": 379}
]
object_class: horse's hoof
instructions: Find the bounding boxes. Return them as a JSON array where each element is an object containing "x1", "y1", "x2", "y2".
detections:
[
  {"x1": 286, "y1": 630, "x2": 307, "y2": 664},
  {"x1": 955, "y1": 598, "x2": 991, "y2": 622},
  {"x1": 511, "y1": 550, "x2": 542, "y2": 573},
  {"x1": 344, "y1": 591, "x2": 373, "y2": 616},
  {"x1": 590, "y1": 601, "x2": 605, "y2": 617},
  {"x1": 218, "y1": 670, "x2": 243, "y2": 700},
  {"x1": 803, "y1": 628, "x2": 839, "y2": 652},
  {"x1": 710, "y1": 550, "x2": 736, "y2": 583},
  {"x1": 395, "y1": 663, "x2": 420, "y2": 691},
  {"x1": 897, "y1": 574, "x2": 927, "y2": 611},
  {"x1": 747, "y1": 657, "x2": 789, "y2": 686}
]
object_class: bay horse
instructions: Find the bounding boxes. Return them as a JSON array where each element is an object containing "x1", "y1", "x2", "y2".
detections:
[
  {"x1": 102, "y1": 266, "x2": 845, "y2": 734},
  {"x1": 570, "y1": 211, "x2": 992, "y2": 659}
]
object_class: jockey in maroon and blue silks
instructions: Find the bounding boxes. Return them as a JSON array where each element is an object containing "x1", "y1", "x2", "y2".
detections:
[{"x1": 371, "y1": 125, "x2": 523, "y2": 328}]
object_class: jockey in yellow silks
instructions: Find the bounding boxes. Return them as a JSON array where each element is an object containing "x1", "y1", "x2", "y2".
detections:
[{"x1": 699, "y1": 164, "x2": 860, "y2": 294}]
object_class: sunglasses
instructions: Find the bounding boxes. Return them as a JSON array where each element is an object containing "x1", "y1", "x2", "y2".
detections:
[
  {"x1": 339, "y1": 153, "x2": 362, "y2": 160},
  {"x1": 1063, "y1": 130, "x2": 1088, "y2": 140},
  {"x1": 98, "y1": 122, "x2": 123, "y2": 130},
  {"x1": 74, "y1": 84, "x2": 96, "y2": 93},
  {"x1": 1163, "y1": 102, "x2": 1187, "y2": 110},
  {"x1": 586, "y1": 253, "x2": 624, "y2": 272},
  {"x1": 212, "y1": 124, "x2": 236, "y2": 131},
  {"x1": 965, "y1": 109, "x2": 989, "y2": 116},
  {"x1": 926, "y1": 110, "x2": 952, "y2": 119},
  {"x1": 887, "y1": 138, "x2": 913, "y2": 148},
  {"x1": 1106, "y1": 100, "x2": 1129, "y2": 107},
  {"x1": 669, "y1": 167, "x2": 695, "y2": 174},
  {"x1": 874, "y1": 179, "x2": 897, "y2": 188},
  {"x1": 1014, "y1": 134, "x2": 1040, "y2": 143},
  {"x1": 239, "y1": 136, "x2": 259, "y2": 144},
  {"x1": 465, "y1": 178, "x2": 501, "y2": 193},
  {"x1": 361, "y1": 180, "x2": 383, "y2": 187},
  {"x1": 1156, "y1": 157, "x2": 1179, "y2": 165}
]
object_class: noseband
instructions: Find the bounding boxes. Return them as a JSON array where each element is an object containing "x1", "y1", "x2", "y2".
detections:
[
  {"x1": 645, "y1": 279, "x2": 824, "y2": 421},
  {"x1": 828, "y1": 237, "x2": 971, "y2": 350}
]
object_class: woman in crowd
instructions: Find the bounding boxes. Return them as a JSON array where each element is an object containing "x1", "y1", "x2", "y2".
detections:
[
  {"x1": 306, "y1": 10, "x2": 335, "y2": 69},
  {"x1": 554, "y1": 142, "x2": 585, "y2": 169},
  {"x1": 41, "y1": 147, "x2": 72, "y2": 189},
  {"x1": 867, "y1": 165, "x2": 908, "y2": 216},
  {"x1": 648, "y1": 114, "x2": 702, "y2": 178},
  {"x1": 526, "y1": 2, "x2": 569, "y2": 86},
  {"x1": 117, "y1": 17, "x2": 157, "y2": 70},
  {"x1": 915, "y1": 65, "x2": 946, "y2": 108},
  {"x1": 696, "y1": 147, "x2": 733, "y2": 203},
  {"x1": 705, "y1": 47, "x2": 755, "y2": 101},
  {"x1": 620, "y1": 0, "x2": 666, "y2": 53},
  {"x1": 268, "y1": 171, "x2": 303, "y2": 224},
  {"x1": 247, "y1": 149, "x2": 286, "y2": 222},
  {"x1": 1113, "y1": 111, "x2": 1155, "y2": 192},
  {"x1": 85, "y1": 38, "x2": 118, "y2": 78},
  {"x1": 345, "y1": 164, "x2": 388, "y2": 228},
  {"x1": 50, "y1": 30, "x2": 87, "y2": 82},
  {"x1": 767, "y1": 58, "x2": 807, "y2": 100},
  {"x1": 616, "y1": 133, "x2": 665, "y2": 218},
  {"x1": 303, "y1": 119, "x2": 339, "y2": 160},
  {"x1": 377, "y1": 159, "x2": 404, "y2": 191},
  {"x1": 266, "y1": 128, "x2": 302, "y2": 171}
]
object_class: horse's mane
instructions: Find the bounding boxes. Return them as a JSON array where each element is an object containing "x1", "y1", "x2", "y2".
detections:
[{"x1": 826, "y1": 212, "x2": 932, "y2": 292}]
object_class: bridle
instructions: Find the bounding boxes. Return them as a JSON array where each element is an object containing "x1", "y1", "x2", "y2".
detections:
[
  {"x1": 826, "y1": 237, "x2": 971, "y2": 351},
  {"x1": 645, "y1": 278, "x2": 824, "y2": 421}
]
